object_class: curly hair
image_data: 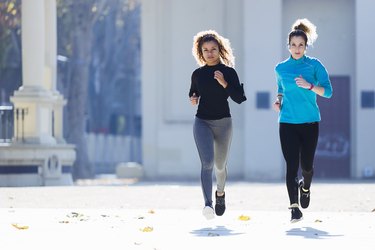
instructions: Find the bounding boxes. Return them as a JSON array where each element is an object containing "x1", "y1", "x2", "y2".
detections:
[
  {"x1": 288, "y1": 18, "x2": 318, "y2": 46},
  {"x1": 192, "y1": 30, "x2": 235, "y2": 67}
]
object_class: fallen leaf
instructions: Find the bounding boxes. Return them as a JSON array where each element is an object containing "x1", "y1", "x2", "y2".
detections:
[
  {"x1": 148, "y1": 209, "x2": 155, "y2": 214},
  {"x1": 140, "y1": 226, "x2": 153, "y2": 232},
  {"x1": 238, "y1": 215, "x2": 250, "y2": 221},
  {"x1": 66, "y1": 212, "x2": 89, "y2": 221},
  {"x1": 12, "y1": 223, "x2": 29, "y2": 230},
  {"x1": 68, "y1": 212, "x2": 80, "y2": 218},
  {"x1": 314, "y1": 219, "x2": 323, "y2": 223}
]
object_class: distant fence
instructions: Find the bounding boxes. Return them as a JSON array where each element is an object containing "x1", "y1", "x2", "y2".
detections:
[
  {"x1": 0, "y1": 105, "x2": 14, "y2": 143},
  {"x1": 86, "y1": 133, "x2": 141, "y2": 174}
]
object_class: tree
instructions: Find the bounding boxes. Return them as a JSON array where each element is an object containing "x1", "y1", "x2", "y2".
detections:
[
  {"x1": 57, "y1": 0, "x2": 110, "y2": 179},
  {"x1": 0, "y1": 0, "x2": 21, "y2": 103},
  {"x1": 0, "y1": 0, "x2": 141, "y2": 179},
  {"x1": 88, "y1": 0, "x2": 141, "y2": 137},
  {"x1": 57, "y1": 0, "x2": 141, "y2": 179}
]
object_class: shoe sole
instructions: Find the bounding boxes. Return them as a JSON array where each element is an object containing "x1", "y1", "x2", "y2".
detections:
[
  {"x1": 202, "y1": 207, "x2": 215, "y2": 220},
  {"x1": 290, "y1": 217, "x2": 303, "y2": 223}
]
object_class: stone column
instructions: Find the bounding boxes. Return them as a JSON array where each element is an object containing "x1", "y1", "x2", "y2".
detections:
[
  {"x1": 1, "y1": 0, "x2": 76, "y2": 186},
  {"x1": 243, "y1": 0, "x2": 283, "y2": 180},
  {"x1": 10, "y1": 0, "x2": 56, "y2": 144},
  {"x1": 355, "y1": 0, "x2": 375, "y2": 178},
  {"x1": 45, "y1": 0, "x2": 66, "y2": 143}
]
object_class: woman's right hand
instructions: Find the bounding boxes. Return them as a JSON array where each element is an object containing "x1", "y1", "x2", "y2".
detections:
[
  {"x1": 190, "y1": 93, "x2": 199, "y2": 106},
  {"x1": 272, "y1": 101, "x2": 281, "y2": 111}
]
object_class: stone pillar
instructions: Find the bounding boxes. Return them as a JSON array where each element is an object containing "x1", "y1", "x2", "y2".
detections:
[
  {"x1": 355, "y1": 0, "x2": 375, "y2": 178},
  {"x1": 52, "y1": 96, "x2": 67, "y2": 143},
  {"x1": 0, "y1": 0, "x2": 76, "y2": 186},
  {"x1": 243, "y1": 0, "x2": 283, "y2": 180},
  {"x1": 10, "y1": 0, "x2": 56, "y2": 144},
  {"x1": 45, "y1": 0, "x2": 57, "y2": 92},
  {"x1": 45, "y1": 0, "x2": 66, "y2": 143}
]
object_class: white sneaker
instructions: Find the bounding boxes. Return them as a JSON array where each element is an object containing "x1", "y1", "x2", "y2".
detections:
[{"x1": 202, "y1": 206, "x2": 215, "y2": 220}]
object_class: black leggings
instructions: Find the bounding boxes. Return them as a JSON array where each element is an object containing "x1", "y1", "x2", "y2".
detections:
[{"x1": 279, "y1": 122, "x2": 319, "y2": 205}]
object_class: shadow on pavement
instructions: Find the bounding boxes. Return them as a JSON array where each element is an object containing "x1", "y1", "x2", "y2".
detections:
[
  {"x1": 286, "y1": 226, "x2": 344, "y2": 239},
  {"x1": 190, "y1": 225, "x2": 244, "y2": 237}
]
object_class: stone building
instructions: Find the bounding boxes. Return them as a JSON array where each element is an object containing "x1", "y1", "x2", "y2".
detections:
[{"x1": 141, "y1": 0, "x2": 375, "y2": 180}]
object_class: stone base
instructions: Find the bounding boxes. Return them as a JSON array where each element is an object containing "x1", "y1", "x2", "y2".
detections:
[
  {"x1": 0, "y1": 143, "x2": 76, "y2": 187},
  {"x1": 116, "y1": 162, "x2": 144, "y2": 179}
]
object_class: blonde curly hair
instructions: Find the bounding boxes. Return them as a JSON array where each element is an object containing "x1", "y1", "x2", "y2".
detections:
[{"x1": 192, "y1": 30, "x2": 235, "y2": 67}]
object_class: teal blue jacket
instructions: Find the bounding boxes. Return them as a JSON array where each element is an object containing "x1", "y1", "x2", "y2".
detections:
[{"x1": 275, "y1": 55, "x2": 333, "y2": 124}]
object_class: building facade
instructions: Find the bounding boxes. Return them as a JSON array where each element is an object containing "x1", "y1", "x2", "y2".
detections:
[{"x1": 141, "y1": 0, "x2": 375, "y2": 180}]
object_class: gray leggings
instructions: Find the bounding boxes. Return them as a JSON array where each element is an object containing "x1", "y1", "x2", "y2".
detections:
[{"x1": 193, "y1": 117, "x2": 233, "y2": 207}]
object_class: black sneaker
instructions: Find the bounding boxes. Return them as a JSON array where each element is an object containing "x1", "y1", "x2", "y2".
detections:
[
  {"x1": 290, "y1": 207, "x2": 303, "y2": 223},
  {"x1": 299, "y1": 180, "x2": 310, "y2": 209},
  {"x1": 215, "y1": 191, "x2": 226, "y2": 216}
]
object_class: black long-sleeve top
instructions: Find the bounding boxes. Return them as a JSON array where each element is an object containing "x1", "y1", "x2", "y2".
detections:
[{"x1": 189, "y1": 63, "x2": 246, "y2": 120}]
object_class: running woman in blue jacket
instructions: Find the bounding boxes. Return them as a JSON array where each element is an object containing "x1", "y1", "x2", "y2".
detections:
[{"x1": 273, "y1": 19, "x2": 333, "y2": 223}]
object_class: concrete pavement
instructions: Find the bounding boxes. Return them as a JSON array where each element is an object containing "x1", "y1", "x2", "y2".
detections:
[{"x1": 1, "y1": 180, "x2": 375, "y2": 250}]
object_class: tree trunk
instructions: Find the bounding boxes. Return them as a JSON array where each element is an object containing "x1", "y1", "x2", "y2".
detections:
[{"x1": 65, "y1": 13, "x2": 94, "y2": 180}]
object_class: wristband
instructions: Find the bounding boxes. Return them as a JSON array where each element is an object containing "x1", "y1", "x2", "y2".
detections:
[{"x1": 308, "y1": 84, "x2": 314, "y2": 90}]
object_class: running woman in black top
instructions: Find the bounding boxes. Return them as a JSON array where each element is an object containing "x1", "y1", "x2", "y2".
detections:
[{"x1": 189, "y1": 30, "x2": 246, "y2": 220}]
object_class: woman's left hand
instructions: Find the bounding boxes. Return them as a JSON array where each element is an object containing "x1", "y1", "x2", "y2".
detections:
[
  {"x1": 295, "y1": 75, "x2": 312, "y2": 89},
  {"x1": 214, "y1": 70, "x2": 228, "y2": 88}
]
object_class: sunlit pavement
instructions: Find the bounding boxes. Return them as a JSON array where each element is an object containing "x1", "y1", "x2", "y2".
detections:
[{"x1": 1, "y1": 181, "x2": 374, "y2": 250}]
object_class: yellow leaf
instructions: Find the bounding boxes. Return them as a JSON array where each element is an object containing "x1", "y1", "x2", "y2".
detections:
[
  {"x1": 12, "y1": 223, "x2": 29, "y2": 230},
  {"x1": 238, "y1": 215, "x2": 250, "y2": 221},
  {"x1": 148, "y1": 209, "x2": 155, "y2": 214},
  {"x1": 7, "y1": 2, "x2": 15, "y2": 13},
  {"x1": 140, "y1": 226, "x2": 153, "y2": 232}
]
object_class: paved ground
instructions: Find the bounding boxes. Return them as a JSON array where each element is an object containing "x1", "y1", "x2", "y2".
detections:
[{"x1": 1, "y1": 179, "x2": 375, "y2": 249}]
